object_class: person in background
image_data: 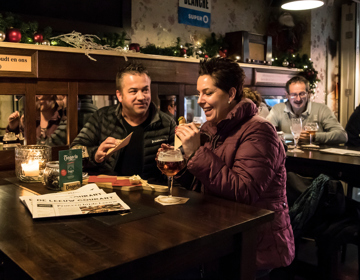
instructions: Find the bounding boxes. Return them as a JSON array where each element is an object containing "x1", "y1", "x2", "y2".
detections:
[
  {"x1": 71, "y1": 62, "x2": 175, "y2": 180},
  {"x1": 7, "y1": 94, "x2": 67, "y2": 146},
  {"x1": 163, "y1": 58, "x2": 294, "y2": 275},
  {"x1": 243, "y1": 87, "x2": 270, "y2": 118},
  {"x1": 266, "y1": 76, "x2": 347, "y2": 144},
  {"x1": 77, "y1": 95, "x2": 98, "y2": 133},
  {"x1": 345, "y1": 103, "x2": 360, "y2": 146},
  {"x1": 159, "y1": 95, "x2": 177, "y2": 121}
]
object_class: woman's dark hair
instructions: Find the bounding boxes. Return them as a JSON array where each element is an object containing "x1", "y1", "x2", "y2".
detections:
[
  {"x1": 199, "y1": 58, "x2": 245, "y2": 102},
  {"x1": 285, "y1": 75, "x2": 310, "y2": 94}
]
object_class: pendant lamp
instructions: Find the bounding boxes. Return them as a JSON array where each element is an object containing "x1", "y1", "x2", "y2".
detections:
[{"x1": 281, "y1": 0, "x2": 324, "y2": 10}]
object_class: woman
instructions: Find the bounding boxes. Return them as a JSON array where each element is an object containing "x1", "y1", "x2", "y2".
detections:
[
  {"x1": 243, "y1": 87, "x2": 270, "y2": 118},
  {"x1": 171, "y1": 58, "x2": 295, "y2": 271}
]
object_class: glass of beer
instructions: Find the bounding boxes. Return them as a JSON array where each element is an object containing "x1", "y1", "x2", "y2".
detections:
[
  {"x1": 156, "y1": 148, "x2": 186, "y2": 203},
  {"x1": 304, "y1": 122, "x2": 319, "y2": 146}
]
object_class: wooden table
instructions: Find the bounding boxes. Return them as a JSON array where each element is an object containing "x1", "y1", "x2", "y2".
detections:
[
  {"x1": 286, "y1": 146, "x2": 360, "y2": 191},
  {"x1": 0, "y1": 171, "x2": 273, "y2": 280}
]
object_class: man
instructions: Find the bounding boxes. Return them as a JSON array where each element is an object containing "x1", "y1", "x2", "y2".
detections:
[
  {"x1": 7, "y1": 95, "x2": 67, "y2": 146},
  {"x1": 160, "y1": 95, "x2": 177, "y2": 121},
  {"x1": 266, "y1": 76, "x2": 347, "y2": 145},
  {"x1": 71, "y1": 63, "x2": 176, "y2": 179}
]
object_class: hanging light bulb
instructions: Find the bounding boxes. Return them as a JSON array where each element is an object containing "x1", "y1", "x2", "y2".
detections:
[{"x1": 281, "y1": 0, "x2": 324, "y2": 10}]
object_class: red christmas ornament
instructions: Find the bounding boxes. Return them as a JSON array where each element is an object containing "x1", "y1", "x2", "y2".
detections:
[
  {"x1": 204, "y1": 54, "x2": 209, "y2": 58},
  {"x1": 6, "y1": 28, "x2": 21, "y2": 43},
  {"x1": 34, "y1": 33, "x2": 44, "y2": 43},
  {"x1": 219, "y1": 48, "x2": 228, "y2": 58},
  {"x1": 129, "y1": 43, "x2": 140, "y2": 52},
  {"x1": 180, "y1": 48, "x2": 187, "y2": 56}
]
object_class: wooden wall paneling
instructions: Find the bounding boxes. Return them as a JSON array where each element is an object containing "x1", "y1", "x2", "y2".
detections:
[
  {"x1": 150, "y1": 83, "x2": 159, "y2": 108},
  {"x1": 78, "y1": 82, "x2": 116, "y2": 96},
  {"x1": 68, "y1": 82, "x2": 79, "y2": 144},
  {"x1": 36, "y1": 81, "x2": 69, "y2": 95},
  {"x1": 179, "y1": 84, "x2": 185, "y2": 118},
  {"x1": 24, "y1": 82, "x2": 37, "y2": 145},
  {"x1": 185, "y1": 84, "x2": 197, "y2": 96},
  {"x1": 37, "y1": 51, "x2": 127, "y2": 81},
  {"x1": 0, "y1": 81, "x2": 27, "y2": 95}
]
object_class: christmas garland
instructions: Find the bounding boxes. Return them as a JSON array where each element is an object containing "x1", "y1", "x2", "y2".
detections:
[
  {"x1": 272, "y1": 53, "x2": 320, "y2": 94},
  {"x1": 0, "y1": 12, "x2": 320, "y2": 91}
]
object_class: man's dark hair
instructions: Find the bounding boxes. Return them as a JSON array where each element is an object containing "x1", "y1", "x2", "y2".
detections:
[
  {"x1": 286, "y1": 75, "x2": 310, "y2": 94},
  {"x1": 199, "y1": 58, "x2": 245, "y2": 102},
  {"x1": 116, "y1": 62, "x2": 150, "y2": 91}
]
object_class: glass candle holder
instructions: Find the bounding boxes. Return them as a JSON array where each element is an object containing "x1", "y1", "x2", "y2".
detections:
[
  {"x1": 15, "y1": 145, "x2": 52, "y2": 182},
  {"x1": 42, "y1": 161, "x2": 60, "y2": 190}
]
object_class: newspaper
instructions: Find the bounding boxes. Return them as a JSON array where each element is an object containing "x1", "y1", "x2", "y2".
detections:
[{"x1": 19, "y1": 183, "x2": 130, "y2": 219}]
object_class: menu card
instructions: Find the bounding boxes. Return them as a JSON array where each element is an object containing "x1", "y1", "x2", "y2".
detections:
[{"x1": 59, "y1": 149, "x2": 83, "y2": 190}]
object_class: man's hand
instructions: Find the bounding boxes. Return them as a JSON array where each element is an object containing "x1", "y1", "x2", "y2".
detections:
[
  {"x1": 94, "y1": 137, "x2": 117, "y2": 163},
  {"x1": 8, "y1": 111, "x2": 20, "y2": 130},
  {"x1": 176, "y1": 123, "x2": 200, "y2": 159},
  {"x1": 299, "y1": 131, "x2": 310, "y2": 144}
]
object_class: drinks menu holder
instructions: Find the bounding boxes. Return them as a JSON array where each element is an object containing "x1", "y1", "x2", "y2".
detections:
[{"x1": 84, "y1": 175, "x2": 169, "y2": 192}]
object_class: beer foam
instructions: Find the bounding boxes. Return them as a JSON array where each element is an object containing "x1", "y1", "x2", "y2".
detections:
[{"x1": 158, "y1": 151, "x2": 183, "y2": 162}]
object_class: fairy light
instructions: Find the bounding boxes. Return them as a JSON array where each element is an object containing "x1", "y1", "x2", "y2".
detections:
[
  {"x1": 271, "y1": 58, "x2": 274, "y2": 61},
  {"x1": 236, "y1": 56, "x2": 240, "y2": 60}
]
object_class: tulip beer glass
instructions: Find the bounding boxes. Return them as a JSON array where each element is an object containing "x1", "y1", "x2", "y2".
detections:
[
  {"x1": 157, "y1": 148, "x2": 186, "y2": 203},
  {"x1": 304, "y1": 122, "x2": 319, "y2": 146}
]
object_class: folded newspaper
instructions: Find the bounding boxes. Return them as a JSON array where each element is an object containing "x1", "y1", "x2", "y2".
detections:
[{"x1": 19, "y1": 184, "x2": 131, "y2": 219}]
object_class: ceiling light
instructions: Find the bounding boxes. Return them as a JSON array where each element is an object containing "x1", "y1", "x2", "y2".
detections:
[{"x1": 281, "y1": 0, "x2": 324, "y2": 10}]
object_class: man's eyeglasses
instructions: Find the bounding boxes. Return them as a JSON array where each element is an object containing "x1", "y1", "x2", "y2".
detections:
[{"x1": 289, "y1": 92, "x2": 307, "y2": 99}]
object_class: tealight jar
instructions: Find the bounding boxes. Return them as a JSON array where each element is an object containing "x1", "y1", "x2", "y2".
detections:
[
  {"x1": 42, "y1": 161, "x2": 60, "y2": 190},
  {"x1": 15, "y1": 145, "x2": 51, "y2": 182}
]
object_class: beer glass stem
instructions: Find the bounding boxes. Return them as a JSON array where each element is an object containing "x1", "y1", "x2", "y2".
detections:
[
  {"x1": 168, "y1": 176, "x2": 173, "y2": 198},
  {"x1": 309, "y1": 134, "x2": 313, "y2": 145}
]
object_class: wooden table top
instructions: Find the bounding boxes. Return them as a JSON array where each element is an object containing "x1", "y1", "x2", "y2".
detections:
[
  {"x1": 286, "y1": 146, "x2": 360, "y2": 184},
  {"x1": 0, "y1": 170, "x2": 273, "y2": 280}
]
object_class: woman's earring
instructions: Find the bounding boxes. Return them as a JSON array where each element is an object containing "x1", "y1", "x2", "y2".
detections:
[{"x1": 228, "y1": 100, "x2": 231, "y2": 104}]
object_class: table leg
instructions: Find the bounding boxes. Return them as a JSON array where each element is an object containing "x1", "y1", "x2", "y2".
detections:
[{"x1": 219, "y1": 228, "x2": 258, "y2": 280}]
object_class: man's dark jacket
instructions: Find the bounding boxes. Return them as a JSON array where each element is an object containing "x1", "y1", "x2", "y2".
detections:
[{"x1": 70, "y1": 102, "x2": 176, "y2": 179}]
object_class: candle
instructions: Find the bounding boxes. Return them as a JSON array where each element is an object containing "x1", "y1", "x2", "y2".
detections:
[{"x1": 21, "y1": 160, "x2": 40, "y2": 177}]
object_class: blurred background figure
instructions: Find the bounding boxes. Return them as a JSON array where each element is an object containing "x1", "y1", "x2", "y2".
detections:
[
  {"x1": 159, "y1": 95, "x2": 177, "y2": 121},
  {"x1": 78, "y1": 95, "x2": 98, "y2": 133},
  {"x1": 243, "y1": 87, "x2": 270, "y2": 118},
  {"x1": 7, "y1": 95, "x2": 67, "y2": 146}
]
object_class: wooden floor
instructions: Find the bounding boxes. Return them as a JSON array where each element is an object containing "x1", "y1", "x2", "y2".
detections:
[{"x1": 260, "y1": 240, "x2": 359, "y2": 280}]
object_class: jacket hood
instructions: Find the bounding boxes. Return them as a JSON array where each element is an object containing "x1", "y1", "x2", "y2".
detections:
[{"x1": 201, "y1": 98, "x2": 258, "y2": 136}]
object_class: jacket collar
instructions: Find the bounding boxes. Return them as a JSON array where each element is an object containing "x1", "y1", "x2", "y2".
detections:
[{"x1": 201, "y1": 98, "x2": 258, "y2": 136}]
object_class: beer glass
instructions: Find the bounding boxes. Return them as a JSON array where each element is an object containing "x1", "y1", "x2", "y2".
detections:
[
  {"x1": 304, "y1": 122, "x2": 319, "y2": 145},
  {"x1": 289, "y1": 118, "x2": 302, "y2": 152},
  {"x1": 156, "y1": 148, "x2": 186, "y2": 203}
]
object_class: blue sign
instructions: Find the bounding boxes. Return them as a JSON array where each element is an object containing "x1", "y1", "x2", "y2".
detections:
[{"x1": 178, "y1": 0, "x2": 211, "y2": 29}]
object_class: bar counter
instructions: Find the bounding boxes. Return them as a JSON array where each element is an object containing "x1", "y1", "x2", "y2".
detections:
[{"x1": 0, "y1": 170, "x2": 273, "y2": 280}]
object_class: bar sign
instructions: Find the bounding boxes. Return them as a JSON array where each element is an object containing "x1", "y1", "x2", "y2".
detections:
[
  {"x1": 178, "y1": 0, "x2": 211, "y2": 28},
  {"x1": 0, "y1": 54, "x2": 32, "y2": 72}
]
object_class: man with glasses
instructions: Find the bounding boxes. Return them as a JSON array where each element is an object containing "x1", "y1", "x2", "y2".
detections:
[{"x1": 266, "y1": 76, "x2": 347, "y2": 144}]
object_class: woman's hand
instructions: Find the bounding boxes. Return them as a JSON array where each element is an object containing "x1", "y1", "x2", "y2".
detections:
[
  {"x1": 94, "y1": 137, "x2": 117, "y2": 163},
  {"x1": 8, "y1": 111, "x2": 20, "y2": 130},
  {"x1": 176, "y1": 123, "x2": 200, "y2": 158}
]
